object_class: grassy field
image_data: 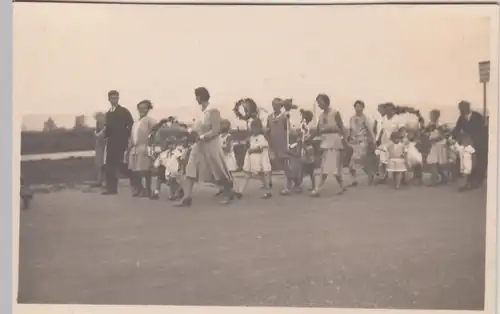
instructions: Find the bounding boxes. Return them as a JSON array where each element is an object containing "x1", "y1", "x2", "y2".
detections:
[{"x1": 17, "y1": 176, "x2": 486, "y2": 309}]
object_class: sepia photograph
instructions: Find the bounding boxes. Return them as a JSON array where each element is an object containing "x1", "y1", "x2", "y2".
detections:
[{"x1": 13, "y1": 2, "x2": 498, "y2": 313}]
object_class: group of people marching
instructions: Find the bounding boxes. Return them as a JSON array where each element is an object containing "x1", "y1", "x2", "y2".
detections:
[{"x1": 93, "y1": 88, "x2": 488, "y2": 208}]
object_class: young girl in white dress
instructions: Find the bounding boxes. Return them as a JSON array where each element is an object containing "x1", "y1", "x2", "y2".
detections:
[
  {"x1": 450, "y1": 134, "x2": 476, "y2": 191},
  {"x1": 220, "y1": 120, "x2": 238, "y2": 173},
  {"x1": 214, "y1": 119, "x2": 238, "y2": 197},
  {"x1": 235, "y1": 119, "x2": 273, "y2": 199},
  {"x1": 386, "y1": 131, "x2": 407, "y2": 189},
  {"x1": 403, "y1": 129, "x2": 423, "y2": 185}
]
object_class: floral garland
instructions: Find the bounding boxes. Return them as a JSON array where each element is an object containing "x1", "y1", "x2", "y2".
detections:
[
  {"x1": 233, "y1": 98, "x2": 259, "y2": 121},
  {"x1": 392, "y1": 104, "x2": 425, "y2": 126}
]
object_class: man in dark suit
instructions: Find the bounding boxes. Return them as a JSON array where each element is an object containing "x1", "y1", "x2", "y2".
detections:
[
  {"x1": 102, "y1": 90, "x2": 134, "y2": 195},
  {"x1": 452, "y1": 100, "x2": 488, "y2": 189}
]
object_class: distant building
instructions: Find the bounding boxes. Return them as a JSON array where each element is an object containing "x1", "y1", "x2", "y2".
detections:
[
  {"x1": 42, "y1": 117, "x2": 57, "y2": 132},
  {"x1": 73, "y1": 115, "x2": 88, "y2": 131}
]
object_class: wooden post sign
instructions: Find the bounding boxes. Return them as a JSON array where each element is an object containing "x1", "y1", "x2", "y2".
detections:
[
  {"x1": 479, "y1": 61, "x2": 490, "y2": 123},
  {"x1": 479, "y1": 61, "x2": 490, "y2": 83}
]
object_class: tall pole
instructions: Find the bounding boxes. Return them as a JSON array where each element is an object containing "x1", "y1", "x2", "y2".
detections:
[
  {"x1": 483, "y1": 82, "x2": 487, "y2": 123},
  {"x1": 479, "y1": 60, "x2": 490, "y2": 126}
]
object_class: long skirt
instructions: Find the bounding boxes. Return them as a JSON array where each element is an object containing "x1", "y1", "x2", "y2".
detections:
[
  {"x1": 185, "y1": 138, "x2": 233, "y2": 184},
  {"x1": 387, "y1": 158, "x2": 407, "y2": 172},
  {"x1": 224, "y1": 152, "x2": 238, "y2": 172},
  {"x1": 243, "y1": 151, "x2": 272, "y2": 174},
  {"x1": 320, "y1": 148, "x2": 343, "y2": 176},
  {"x1": 128, "y1": 144, "x2": 153, "y2": 172},
  {"x1": 95, "y1": 139, "x2": 106, "y2": 170},
  {"x1": 406, "y1": 143, "x2": 423, "y2": 168},
  {"x1": 427, "y1": 142, "x2": 448, "y2": 165}
]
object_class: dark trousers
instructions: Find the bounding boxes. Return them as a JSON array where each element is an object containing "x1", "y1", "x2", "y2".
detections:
[
  {"x1": 104, "y1": 149, "x2": 130, "y2": 193},
  {"x1": 472, "y1": 149, "x2": 487, "y2": 186}
]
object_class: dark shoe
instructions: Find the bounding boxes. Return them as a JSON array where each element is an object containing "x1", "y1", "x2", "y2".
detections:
[
  {"x1": 177, "y1": 189, "x2": 185, "y2": 199},
  {"x1": 174, "y1": 198, "x2": 192, "y2": 207},
  {"x1": 150, "y1": 193, "x2": 160, "y2": 200},
  {"x1": 102, "y1": 190, "x2": 118, "y2": 195},
  {"x1": 214, "y1": 190, "x2": 224, "y2": 197},
  {"x1": 458, "y1": 186, "x2": 470, "y2": 192}
]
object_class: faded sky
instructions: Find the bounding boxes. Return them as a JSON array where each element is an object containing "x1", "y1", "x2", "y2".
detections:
[{"x1": 13, "y1": 3, "x2": 493, "y2": 130}]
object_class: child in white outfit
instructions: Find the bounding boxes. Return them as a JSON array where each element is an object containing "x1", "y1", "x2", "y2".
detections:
[
  {"x1": 450, "y1": 134, "x2": 476, "y2": 191},
  {"x1": 386, "y1": 131, "x2": 407, "y2": 189},
  {"x1": 151, "y1": 143, "x2": 186, "y2": 200},
  {"x1": 220, "y1": 119, "x2": 238, "y2": 172},
  {"x1": 236, "y1": 119, "x2": 273, "y2": 199},
  {"x1": 215, "y1": 120, "x2": 238, "y2": 197},
  {"x1": 403, "y1": 129, "x2": 423, "y2": 185}
]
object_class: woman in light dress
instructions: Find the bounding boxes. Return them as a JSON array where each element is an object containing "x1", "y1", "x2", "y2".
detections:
[
  {"x1": 175, "y1": 87, "x2": 235, "y2": 207},
  {"x1": 425, "y1": 109, "x2": 450, "y2": 185},
  {"x1": 347, "y1": 100, "x2": 376, "y2": 186},
  {"x1": 128, "y1": 100, "x2": 157, "y2": 197},
  {"x1": 92, "y1": 112, "x2": 107, "y2": 188},
  {"x1": 310, "y1": 93, "x2": 348, "y2": 197}
]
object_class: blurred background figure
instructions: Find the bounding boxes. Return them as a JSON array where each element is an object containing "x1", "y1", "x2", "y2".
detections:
[{"x1": 91, "y1": 112, "x2": 106, "y2": 188}]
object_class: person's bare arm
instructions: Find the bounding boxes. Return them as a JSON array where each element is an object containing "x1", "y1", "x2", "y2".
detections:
[
  {"x1": 365, "y1": 116, "x2": 377, "y2": 143},
  {"x1": 335, "y1": 112, "x2": 347, "y2": 138}
]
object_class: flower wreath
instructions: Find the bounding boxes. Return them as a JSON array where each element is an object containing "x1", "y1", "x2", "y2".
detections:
[
  {"x1": 392, "y1": 104, "x2": 425, "y2": 125},
  {"x1": 233, "y1": 98, "x2": 259, "y2": 121}
]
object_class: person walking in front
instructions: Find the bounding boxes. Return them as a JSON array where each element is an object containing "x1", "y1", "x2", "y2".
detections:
[
  {"x1": 102, "y1": 90, "x2": 134, "y2": 195},
  {"x1": 310, "y1": 94, "x2": 348, "y2": 197},
  {"x1": 175, "y1": 87, "x2": 234, "y2": 207},
  {"x1": 128, "y1": 100, "x2": 157, "y2": 197},
  {"x1": 347, "y1": 100, "x2": 376, "y2": 186}
]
